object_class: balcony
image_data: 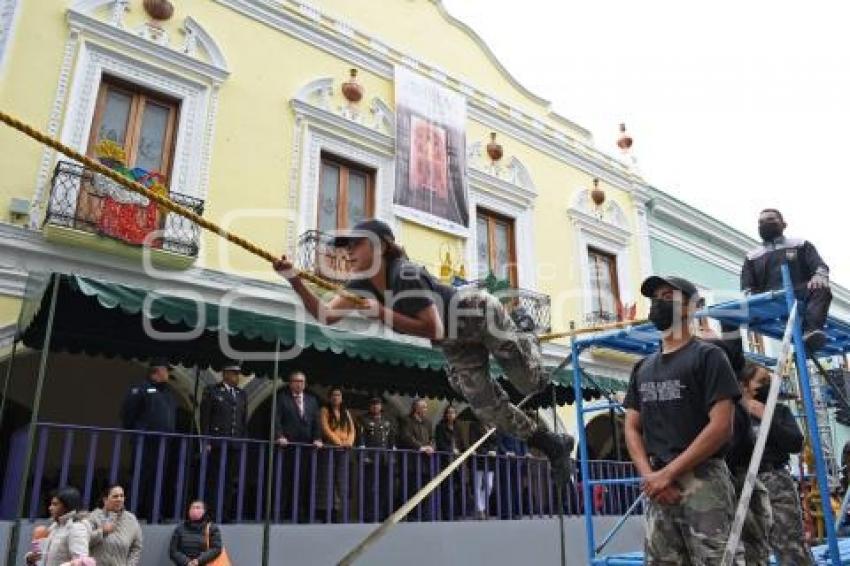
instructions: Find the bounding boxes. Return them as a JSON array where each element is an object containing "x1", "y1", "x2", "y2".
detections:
[
  {"x1": 296, "y1": 229, "x2": 353, "y2": 285},
  {"x1": 43, "y1": 161, "x2": 204, "y2": 267},
  {"x1": 1, "y1": 423, "x2": 641, "y2": 525}
]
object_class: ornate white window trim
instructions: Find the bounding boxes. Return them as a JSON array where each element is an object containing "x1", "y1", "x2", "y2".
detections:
[
  {"x1": 58, "y1": 42, "x2": 212, "y2": 200},
  {"x1": 568, "y1": 189, "x2": 634, "y2": 317},
  {"x1": 0, "y1": 0, "x2": 21, "y2": 78},
  {"x1": 466, "y1": 160, "x2": 538, "y2": 289},
  {"x1": 30, "y1": 4, "x2": 228, "y2": 220},
  {"x1": 289, "y1": 78, "x2": 396, "y2": 254}
]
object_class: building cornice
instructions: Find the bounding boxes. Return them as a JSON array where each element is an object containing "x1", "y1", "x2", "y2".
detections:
[
  {"x1": 67, "y1": 8, "x2": 230, "y2": 83},
  {"x1": 212, "y1": 0, "x2": 646, "y2": 193},
  {"x1": 290, "y1": 98, "x2": 394, "y2": 155},
  {"x1": 647, "y1": 189, "x2": 756, "y2": 256},
  {"x1": 648, "y1": 223, "x2": 742, "y2": 276}
]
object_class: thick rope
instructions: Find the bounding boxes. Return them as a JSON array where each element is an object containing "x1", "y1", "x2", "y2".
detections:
[
  {"x1": 538, "y1": 318, "x2": 649, "y2": 342},
  {"x1": 0, "y1": 109, "x2": 366, "y2": 305}
]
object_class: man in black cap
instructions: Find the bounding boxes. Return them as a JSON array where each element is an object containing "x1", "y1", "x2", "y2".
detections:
[
  {"x1": 624, "y1": 275, "x2": 743, "y2": 563},
  {"x1": 121, "y1": 358, "x2": 178, "y2": 520},
  {"x1": 742, "y1": 208, "x2": 831, "y2": 350},
  {"x1": 274, "y1": 218, "x2": 574, "y2": 485},
  {"x1": 200, "y1": 362, "x2": 248, "y2": 522}
]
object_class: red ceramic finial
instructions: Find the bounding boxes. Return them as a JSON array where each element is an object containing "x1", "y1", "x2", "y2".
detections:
[
  {"x1": 341, "y1": 68, "x2": 363, "y2": 103},
  {"x1": 617, "y1": 123, "x2": 633, "y2": 151},
  {"x1": 486, "y1": 132, "x2": 503, "y2": 163},
  {"x1": 590, "y1": 178, "x2": 605, "y2": 207}
]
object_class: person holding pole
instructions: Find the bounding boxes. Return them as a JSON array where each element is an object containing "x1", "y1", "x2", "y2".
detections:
[
  {"x1": 273, "y1": 218, "x2": 573, "y2": 483},
  {"x1": 624, "y1": 275, "x2": 743, "y2": 563},
  {"x1": 739, "y1": 362, "x2": 813, "y2": 565}
]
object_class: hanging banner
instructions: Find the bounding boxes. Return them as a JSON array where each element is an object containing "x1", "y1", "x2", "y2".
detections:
[{"x1": 394, "y1": 66, "x2": 469, "y2": 229}]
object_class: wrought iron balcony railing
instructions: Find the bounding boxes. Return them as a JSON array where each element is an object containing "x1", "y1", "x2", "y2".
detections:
[
  {"x1": 45, "y1": 160, "x2": 205, "y2": 257},
  {"x1": 296, "y1": 230, "x2": 354, "y2": 285},
  {"x1": 470, "y1": 280, "x2": 552, "y2": 334}
]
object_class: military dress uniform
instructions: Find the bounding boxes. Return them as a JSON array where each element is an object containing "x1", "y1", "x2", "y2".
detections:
[
  {"x1": 359, "y1": 414, "x2": 395, "y2": 521},
  {"x1": 200, "y1": 381, "x2": 247, "y2": 521}
]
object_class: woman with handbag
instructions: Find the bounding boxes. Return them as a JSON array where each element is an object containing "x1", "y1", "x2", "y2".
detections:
[
  {"x1": 87, "y1": 484, "x2": 143, "y2": 566},
  {"x1": 169, "y1": 501, "x2": 229, "y2": 566}
]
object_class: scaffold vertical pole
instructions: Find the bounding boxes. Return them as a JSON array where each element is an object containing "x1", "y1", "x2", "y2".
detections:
[
  {"x1": 781, "y1": 262, "x2": 841, "y2": 563},
  {"x1": 572, "y1": 332, "x2": 596, "y2": 563}
]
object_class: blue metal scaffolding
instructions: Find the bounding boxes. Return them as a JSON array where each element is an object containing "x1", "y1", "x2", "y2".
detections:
[{"x1": 571, "y1": 265, "x2": 850, "y2": 565}]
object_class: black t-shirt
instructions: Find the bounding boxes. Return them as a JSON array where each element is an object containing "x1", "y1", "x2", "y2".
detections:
[
  {"x1": 345, "y1": 257, "x2": 456, "y2": 324},
  {"x1": 623, "y1": 339, "x2": 741, "y2": 466}
]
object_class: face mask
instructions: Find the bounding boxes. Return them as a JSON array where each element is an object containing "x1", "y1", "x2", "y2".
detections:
[
  {"x1": 758, "y1": 222, "x2": 783, "y2": 242},
  {"x1": 754, "y1": 383, "x2": 770, "y2": 404},
  {"x1": 649, "y1": 298, "x2": 676, "y2": 331},
  {"x1": 188, "y1": 508, "x2": 204, "y2": 522}
]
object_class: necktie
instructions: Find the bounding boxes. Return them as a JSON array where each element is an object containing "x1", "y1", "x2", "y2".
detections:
[{"x1": 296, "y1": 395, "x2": 304, "y2": 417}]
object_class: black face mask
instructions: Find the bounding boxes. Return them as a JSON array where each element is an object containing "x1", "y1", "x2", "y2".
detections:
[
  {"x1": 649, "y1": 298, "x2": 676, "y2": 331},
  {"x1": 754, "y1": 383, "x2": 770, "y2": 404},
  {"x1": 758, "y1": 222, "x2": 783, "y2": 242}
]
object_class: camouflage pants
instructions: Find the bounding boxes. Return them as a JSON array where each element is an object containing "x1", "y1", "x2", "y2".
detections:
[
  {"x1": 731, "y1": 470, "x2": 773, "y2": 566},
  {"x1": 759, "y1": 468, "x2": 814, "y2": 565},
  {"x1": 439, "y1": 290, "x2": 548, "y2": 440},
  {"x1": 645, "y1": 459, "x2": 743, "y2": 565}
]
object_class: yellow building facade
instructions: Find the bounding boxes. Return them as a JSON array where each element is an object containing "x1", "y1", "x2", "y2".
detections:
[{"x1": 0, "y1": 0, "x2": 654, "y2": 432}]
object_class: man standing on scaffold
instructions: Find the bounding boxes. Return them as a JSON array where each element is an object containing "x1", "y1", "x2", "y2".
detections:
[{"x1": 624, "y1": 275, "x2": 743, "y2": 564}]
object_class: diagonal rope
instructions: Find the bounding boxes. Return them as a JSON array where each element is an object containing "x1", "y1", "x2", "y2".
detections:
[{"x1": 0, "y1": 109, "x2": 367, "y2": 305}]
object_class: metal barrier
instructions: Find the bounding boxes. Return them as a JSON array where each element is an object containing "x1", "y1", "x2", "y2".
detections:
[{"x1": 11, "y1": 423, "x2": 643, "y2": 524}]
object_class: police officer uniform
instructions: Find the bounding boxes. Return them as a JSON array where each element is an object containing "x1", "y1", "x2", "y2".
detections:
[
  {"x1": 120, "y1": 359, "x2": 177, "y2": 520},
  {"x1": 200, "y1": 363, "x2": 247, "y2": 521}
]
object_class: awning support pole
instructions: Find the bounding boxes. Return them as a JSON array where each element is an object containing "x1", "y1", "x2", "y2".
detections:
[
  {"x1": 7, "y1": 273, "x2": 60, "y2": 566},
  {"x1": 0, "y1": 338, "x2": 19, "y2": 432}
]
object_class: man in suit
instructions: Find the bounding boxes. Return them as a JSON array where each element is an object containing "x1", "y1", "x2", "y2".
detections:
[
  {"x1": 200, "y1": 362, "x2": 248, "y2": 522},
  {"x1": 275, "y1": 371, "x2": 322, "y2": 522}
]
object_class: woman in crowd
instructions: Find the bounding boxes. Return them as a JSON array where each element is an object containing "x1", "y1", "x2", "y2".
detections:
[
  {"x1": 25, "y1": 486, "x2": 91, "y2": 566},
  {"x1": 739, "y1": 362, "x2": 814, "y2": 565},
  {"x1": 435, "y1": 405, "x2": 465, "y2": 519},
  {"x1": 320, "y1": 387, "x2": 356, "y2": 522},
  {"x1": 169, "y1": 500, "x2": 223, "y2": 566},
  {"x1": 87, "y1": 484, "x2": 143, "y2": 566}
]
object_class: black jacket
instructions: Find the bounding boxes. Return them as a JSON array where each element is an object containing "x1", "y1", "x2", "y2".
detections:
[
  {"x1": 434, "y1": 421, "x2": 463, "y2": 453},
  {"x1": 121, "y1": 380, "x2": 177, "y2": 432},
  {"x1": 169, "y1": 520, "x2": 222, "y2": 565},
  {"x1": 275, "y1": 393, "x2": 321, "y2": 443},
  {"x1": 200, "y1": 383, "x2": 247, "y2": 438},
  {"x1": 759, "y1": 403, "x2": 804, "y2": 470},
  {"x1": 742, "y1": 236, "x2": 829, "y2": 293}
]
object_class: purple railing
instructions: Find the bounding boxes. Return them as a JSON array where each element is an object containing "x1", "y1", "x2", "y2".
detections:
[{"x1": 8, "y1": 423, "x2": 643, "y2": 524}]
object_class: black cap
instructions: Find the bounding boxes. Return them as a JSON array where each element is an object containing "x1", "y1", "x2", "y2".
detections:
[
  {"x1": 331, "y1": 218, "x2": 395, "y2": 248},
  {"x1": 368, "y1": 397, "x2": 383, "y2": 405},
  {"x1": 222, "y1": 361, "x2": 242, "y2": 372},
  {"x1": 640, "y1": 275, "x2": 700, "y2": 301},
  {"x1": 148, "y1": 357, "x2": 172, "y2": 370}
]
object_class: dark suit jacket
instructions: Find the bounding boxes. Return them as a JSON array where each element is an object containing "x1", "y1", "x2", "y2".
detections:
[
  {"x1": 275, "y1": 393, "x2": 321, "y2": 443},
  {"x1": 200, "y1": 382, "x2": 247, "y2": 438}
]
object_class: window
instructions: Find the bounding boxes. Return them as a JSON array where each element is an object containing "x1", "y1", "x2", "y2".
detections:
[
  {"x1": 587, "y1": 247, "x2": 621, "y2": 322},
  {"x1": 87, "y1": 77, "x2": 180, "y2": 181},
  {"x1": 317, "y1": 154, "x2": 375, "y2": 232},
  {"x1": 476, "y1": 209, "x2": 516, "y2": 286}
]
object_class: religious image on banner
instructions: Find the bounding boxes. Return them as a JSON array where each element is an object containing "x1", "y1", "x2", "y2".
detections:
[{"x1": 394, "y1": 66, "x2": 469, "y2": 228}]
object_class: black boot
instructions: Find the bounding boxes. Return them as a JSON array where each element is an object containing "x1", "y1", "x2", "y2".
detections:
[{"x1": 528, "y1": 429, "x2": 575, "y2": 485}]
